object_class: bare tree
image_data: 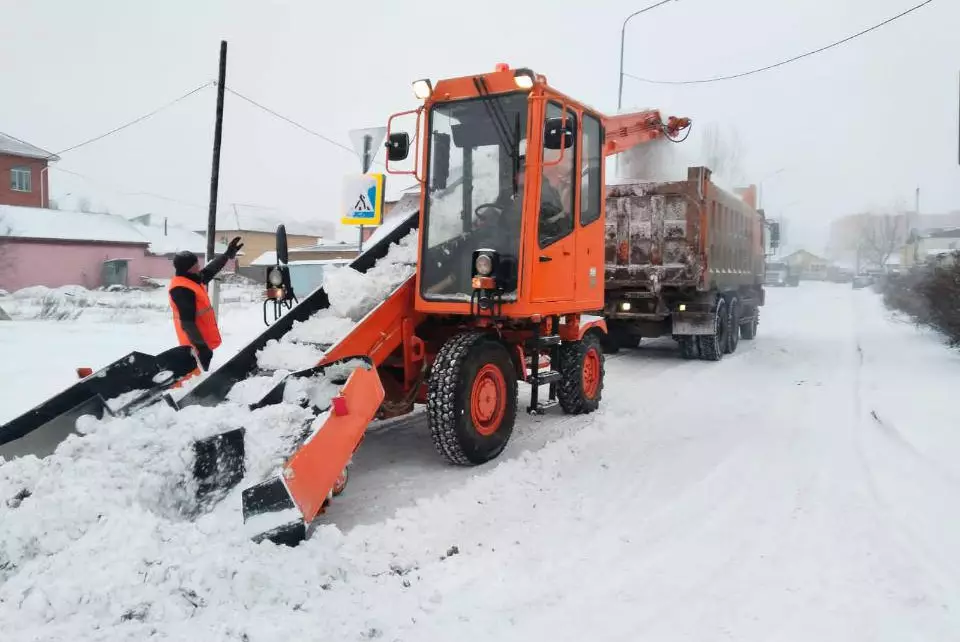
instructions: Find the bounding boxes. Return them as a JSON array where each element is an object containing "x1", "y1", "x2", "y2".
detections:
[{"x1": 856, "y1": 211, "x2": 905, "y2": 270}]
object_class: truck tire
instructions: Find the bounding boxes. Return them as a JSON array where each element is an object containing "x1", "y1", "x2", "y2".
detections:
[
  {"x1": 558, "y1": 332, "x2": 605, "y2": 414},
  {"x1": 427, "y1": 332, "x2": 518, "y2": 465},
  {"x1": 740, "y1": 314, "x2": 758, "y2": 340},
  {"x1": 698, "y1": 297, "x2": 727, "y2": 362},
  {"x1": 678, "y1": 336, "x2": 698, "y2": 359},
  {"x1": 725, "y1": 296, "x2": 740, "y2": 354}
]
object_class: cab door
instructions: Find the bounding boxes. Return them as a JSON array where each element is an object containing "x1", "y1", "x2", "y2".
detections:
[
  {"x1": 574, "y1": 112, "x2": 605, "y2": 309},
  {"x1": 530, "y1": 103, "x2": 577, "y2": 303}
]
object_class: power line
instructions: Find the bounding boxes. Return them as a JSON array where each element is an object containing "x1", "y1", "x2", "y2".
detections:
[
  {"x1": 56, "y1": 82, "x2": 213, "y2": 155},
  {"x1": 51, "y1": 165, "x2": 208, "y2": 210},
  {"x1": 223, "y1": 85, "x2": 363, "y2": 158},
  {"x1": 624, "y1": 0, "x2": 934, "y2": 86}
]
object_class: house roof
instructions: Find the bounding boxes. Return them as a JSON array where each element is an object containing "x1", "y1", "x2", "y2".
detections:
[
  {"x1": 0, "y1": 205, "x2": 148, "y2": 245},
  {"x1": 0, "y1": 132, "x2": 60, "y2": 162}
]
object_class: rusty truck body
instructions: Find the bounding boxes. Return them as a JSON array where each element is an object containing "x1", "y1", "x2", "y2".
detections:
[{"x1": 602, "y1": 166, "x2": 775, "y2": 361}]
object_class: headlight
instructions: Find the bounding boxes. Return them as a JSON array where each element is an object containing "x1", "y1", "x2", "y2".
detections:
[
  {"x1": 412, "y1": 79, "x2": 433, "y2": 100},
  {"x1": 268, "y1": 268, "x2": 283, "y2": 287},
  {"x1": 620, "y1": 301, "x2": 632, "y2": 311},
  {"x1": 475, "y1": 253, "x2": 493, "y2": 276}
]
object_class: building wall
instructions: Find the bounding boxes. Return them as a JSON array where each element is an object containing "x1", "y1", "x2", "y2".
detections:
[
  {"x1": 211, "y1": 230, "x2": 319, "y2": 268},
  {"x1": 0, "y1": 240, "x2": 171, "y2": 291},
  {"x1": 0, "y1": 154, "x2": 49, "y2": 208}
]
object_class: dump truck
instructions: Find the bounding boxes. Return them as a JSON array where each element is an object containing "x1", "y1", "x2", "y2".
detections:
[
  {"x1": 764, "y1": 260, "x2": 799, "y2": 287},
  {"x1": 602, "y1": 167, "x2": 780, "y2": 360},
  {"x1": 1, "y1": 63, "x2": 693, "y2": 545}
]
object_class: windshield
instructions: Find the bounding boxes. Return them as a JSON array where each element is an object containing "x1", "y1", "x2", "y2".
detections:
[{"x1": 420, "y1": 93, "x2": 528, "y2": 301}]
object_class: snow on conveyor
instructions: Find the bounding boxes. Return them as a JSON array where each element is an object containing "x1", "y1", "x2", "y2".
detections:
[
  {"x1": 255, "y1": 231, "x2": 418, "y2": 372},
  {"x1": 3, "y1": 284, "x2": 960, "y2": 640}
]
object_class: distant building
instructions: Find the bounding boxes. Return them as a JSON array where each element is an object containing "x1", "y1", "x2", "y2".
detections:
[
  {"x1": 901, "y1": 227, "x2": 960, "y2": 268},
  {"x1": 0, "y1": 132, "x2": 59, "y2": 208},
  {"x1": 782, "y1": 249, "x2": 830, "y2": 281},
  {"x1": 0, "y1": 205, "x2": 233, "y2": 291}
]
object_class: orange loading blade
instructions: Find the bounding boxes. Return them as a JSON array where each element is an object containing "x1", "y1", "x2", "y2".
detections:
[{"x1": 281, "y1": 365, "x2": 385, "y2": 523}]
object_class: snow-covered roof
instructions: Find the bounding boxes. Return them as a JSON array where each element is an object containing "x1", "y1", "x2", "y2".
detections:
[
  {"x1": 0, "y1": 205, "x2": 147, "y2": 245},
  {"x1": 0, "y1": 132, "x2": 60, "y2": 161},
  {"x1": 132, "y1": 222, "x2": 227, "y2": 256}
]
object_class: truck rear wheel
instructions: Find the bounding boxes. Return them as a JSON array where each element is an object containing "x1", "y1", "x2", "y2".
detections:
[
  {"x1": 741, "y1": 314, "x2": 758, "y2": 340},
  {"x1": 558, "y1": 333, "x2": 604, "y2": 414},
  {"x1": 698, "y1": 297, "x2": 727, "y2": 362},
  {"x1": 678, "y1": 336, "x2": 698, "y2": 359},
  {"x1": 725, "y1": 297, "x2": 740, "y2": 354},
  {"x1": 427, "y1": 332, "x2": 518, "y2": 465}
]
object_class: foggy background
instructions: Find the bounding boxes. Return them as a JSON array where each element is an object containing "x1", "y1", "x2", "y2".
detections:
[{"x1": 1, "y1": 0, "x2": 957, "y2": 252}]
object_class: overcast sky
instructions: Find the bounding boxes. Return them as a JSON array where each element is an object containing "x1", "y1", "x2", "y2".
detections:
[{"x1": 2, "y1": 0, "x2": 957, "y2": 250}]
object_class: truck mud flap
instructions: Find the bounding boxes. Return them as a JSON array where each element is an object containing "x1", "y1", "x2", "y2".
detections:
[
  {"x1": 0, "y1": 346, "x2": 196, "y2": 460},
  {"x1": 242, "y1": 360, "x2": 384, "y2": 546}
]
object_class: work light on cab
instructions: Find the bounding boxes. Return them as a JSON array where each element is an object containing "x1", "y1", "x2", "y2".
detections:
[
  {"x1": 412, "y1": 79, "x2": 433, "y2": 100},
  {"x1": 513, "y1": 68, "x2": 536, "y2": 89}
]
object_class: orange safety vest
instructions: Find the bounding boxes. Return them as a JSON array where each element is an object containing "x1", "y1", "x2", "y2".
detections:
[{"x1": 168, "y1": 276, "x2": 222, "y2": 350}]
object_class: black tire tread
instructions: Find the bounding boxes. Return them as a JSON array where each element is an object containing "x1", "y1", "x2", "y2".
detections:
[
  {"x1": 427, "y1": 332, "x2": 517, "y2": 465},
  {"x1": 557, "y1": 333, "x2": 605, "y2": 415},
  {"x1": 698, "y1": 298, "x2": 726, "y2": 362}
]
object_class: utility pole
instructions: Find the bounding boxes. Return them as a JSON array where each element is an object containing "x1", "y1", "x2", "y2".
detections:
[{"x1": 207, "y1": 40, "x2": 227, "y2": 317}]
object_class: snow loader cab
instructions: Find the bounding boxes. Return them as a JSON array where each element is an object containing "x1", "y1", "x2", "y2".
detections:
[{"x1": 389, "y1": 65, "x2": 610, "y2": 320}]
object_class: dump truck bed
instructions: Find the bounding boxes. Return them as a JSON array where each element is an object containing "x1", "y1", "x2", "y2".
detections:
[{"x1": 604, "y1": 166, "x2": 765, "y2": 293}]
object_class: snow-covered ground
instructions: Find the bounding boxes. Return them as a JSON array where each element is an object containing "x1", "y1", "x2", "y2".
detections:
[{"x1": 2, "y1": 282, "x2": 960, "y2": 641}]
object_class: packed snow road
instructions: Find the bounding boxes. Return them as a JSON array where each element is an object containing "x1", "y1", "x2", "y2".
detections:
[{"x1": 2, "y1": 282, "x2": 959, "y2": 641}]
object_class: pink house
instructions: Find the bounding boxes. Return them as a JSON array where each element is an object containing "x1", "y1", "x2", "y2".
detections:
[{"x1": 0, "y1": 205, "x2": 228, "y2": 292}]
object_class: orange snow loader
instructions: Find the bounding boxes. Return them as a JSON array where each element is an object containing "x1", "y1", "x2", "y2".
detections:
[{"x1": 240, "y1": 63, "x2": 691, "y2": 545}]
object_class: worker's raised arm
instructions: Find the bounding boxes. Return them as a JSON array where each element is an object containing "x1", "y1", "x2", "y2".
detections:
[{"x1": 200, "y1": 237, "x2": 244, "y2": 284}]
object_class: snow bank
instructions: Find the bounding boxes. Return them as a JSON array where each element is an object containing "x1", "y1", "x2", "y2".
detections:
[{"x1": 4, "y1": 284, "x2": 261, "y2": 324}]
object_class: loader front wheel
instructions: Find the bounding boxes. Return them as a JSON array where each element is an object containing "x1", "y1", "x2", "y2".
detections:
[
  {"x1": 558, "y1": 332, "x2": 605, "y2": 415},
  {"x1": 428, "y1": 333, "x2": 518, "y2": 465}
]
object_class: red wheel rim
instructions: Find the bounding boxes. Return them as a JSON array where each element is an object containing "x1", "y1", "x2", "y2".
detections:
[
  {"x1": 582, "y1": 348, "x2": 601, "y2": 399},
  {"x1": 471, "y1": 364, "x2": 506, "y2": 436}
]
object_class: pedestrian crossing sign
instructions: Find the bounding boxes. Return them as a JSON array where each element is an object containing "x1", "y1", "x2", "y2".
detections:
[{"x1": 341, "y1": 173, "x2": 385, "y2": 226}]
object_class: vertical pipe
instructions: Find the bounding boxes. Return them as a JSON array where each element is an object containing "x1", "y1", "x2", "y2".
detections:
[{"x1": 207, "y1": 40, "x2": 227, "y2": 268}]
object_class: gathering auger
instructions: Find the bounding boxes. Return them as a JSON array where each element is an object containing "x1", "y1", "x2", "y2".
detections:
[{"x1": 0, "y1": 63, "x2": 691, "y2": 545}]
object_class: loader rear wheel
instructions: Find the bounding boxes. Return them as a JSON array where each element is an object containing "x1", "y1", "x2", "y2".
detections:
[
  {"x1": 428, "y1": 332, "x2": 517, "y2": 465},
  {"x1": 698, "y1": 297, "x2": 727, "y2": 362},
  {"x1": 558, "y1": 333, "x2": 604, "y2": 414}
]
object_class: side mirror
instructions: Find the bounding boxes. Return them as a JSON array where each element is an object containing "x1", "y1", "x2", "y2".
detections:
[
  {"x1": 769, "y1": 221, "x2": 781, "y2": 249},
  {"x1": 544, "y1": 117, "x2": 575, "y2": 150},
  {"x1": 433, "y1": 132, "x2": 450, "y2": 190},
  {"x1": 386, "y1": 132, "x2": 410, "y2": 162}
]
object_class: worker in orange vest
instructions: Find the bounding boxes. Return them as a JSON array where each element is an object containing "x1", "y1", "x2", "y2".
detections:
[{"x1": 168, "y1": 237, "x2": 243, "y2": 377}]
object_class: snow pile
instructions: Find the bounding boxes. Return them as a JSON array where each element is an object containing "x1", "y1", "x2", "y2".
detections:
[
  {"x1": 5, "y1": 283, "x2": 261, "y2": 323},
  {"x1": 255, "y1": 231, "x2": 418, "y2": 372}
]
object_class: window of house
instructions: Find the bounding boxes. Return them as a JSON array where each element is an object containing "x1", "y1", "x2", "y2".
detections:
[
  {"x1": 540, "y1": 103, "x2": 577, "y2": 248},
  {"x1": 580, "y1": 113, "x2": 602, "y2": 226},
  {"x1": 11, "y1": 167, "x2": 32, "y2": 193}
]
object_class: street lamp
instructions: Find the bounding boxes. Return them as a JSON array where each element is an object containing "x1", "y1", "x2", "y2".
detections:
[{"x1": 617, "y1": 0, "x2": 678, "y2": 113}]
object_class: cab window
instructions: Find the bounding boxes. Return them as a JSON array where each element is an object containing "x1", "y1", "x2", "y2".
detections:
[{"x1": 539, "y1": 103, "x2": 577, "y2": 248}]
